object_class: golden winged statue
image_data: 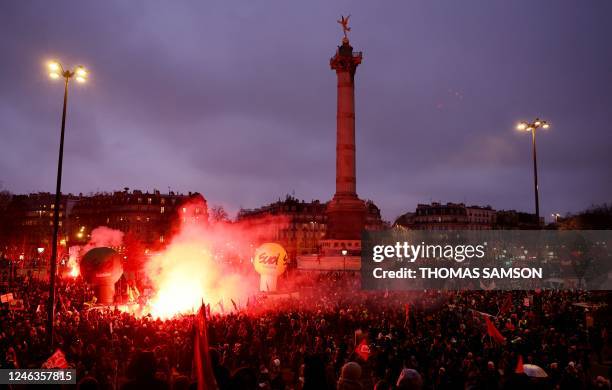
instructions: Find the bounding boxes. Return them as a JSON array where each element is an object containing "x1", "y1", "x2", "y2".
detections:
[{"x1": 337, "y1": 15, "x2": 351, "y2": 39}]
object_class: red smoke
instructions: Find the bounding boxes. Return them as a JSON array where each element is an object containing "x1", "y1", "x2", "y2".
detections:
[{"x1": 144, "y1": 201, "x2": 288, "y2": 319}]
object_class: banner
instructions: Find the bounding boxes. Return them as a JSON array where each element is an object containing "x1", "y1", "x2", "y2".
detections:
[
  {"x1": 9, "y1": 299, "x2": 24, "y2": 310},
  {"x1": 1, "y1": 293, "x2": 14, "y2": 303},
  {"x1": 42, "y1": 349, "x2": 69, "y2": 369}
]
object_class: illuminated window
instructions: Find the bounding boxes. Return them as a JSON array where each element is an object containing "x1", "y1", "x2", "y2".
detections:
[{"x1": 160, "y1": 206, "x2": 165, "y2": 214}]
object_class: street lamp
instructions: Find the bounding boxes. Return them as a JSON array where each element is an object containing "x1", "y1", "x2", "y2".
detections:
[
  {"x1": 341, "y1": 249, "x2": 348, "y2": 271},
  {"x1": 46, "y1": 60, "x2": 88, "y2": 346},
  {"x1": 516, "y1": 118, "x2": 550, "y2": 226}
]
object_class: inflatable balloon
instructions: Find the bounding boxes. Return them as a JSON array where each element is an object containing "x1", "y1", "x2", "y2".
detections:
[
  {"x1": 80, "y1": 247, "x2": 123, "y2": 305},
  {"x1": 253, "y1": 243, "x2": 288, "y2": 292}
]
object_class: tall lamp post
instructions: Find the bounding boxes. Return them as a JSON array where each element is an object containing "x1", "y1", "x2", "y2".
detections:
[
  {"x1": 516, "y1": 118, "x2": 550, "y2": 226},
  {"x1": 46, "y1": 61, "x2": 88, "y2": 346}
]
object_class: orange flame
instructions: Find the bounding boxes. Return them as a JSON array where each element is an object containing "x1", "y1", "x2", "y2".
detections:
[{"x1": 145, "y1": 202, "x2": 258, "y2": 319}]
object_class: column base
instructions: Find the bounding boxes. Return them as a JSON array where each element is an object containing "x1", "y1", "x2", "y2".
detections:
[{"x1": 325, "y1": 193, "x2": 366, "y2": 240}]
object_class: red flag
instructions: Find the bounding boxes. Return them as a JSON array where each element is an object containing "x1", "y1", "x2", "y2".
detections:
[
  {"x1": 515, "y1": 355, "x2": 524, "y2": 374},
  {"x1": 500, "y1": 293, "x2": 513, "y2": 314},
  {"x1": 355, "y1": 338, "x2": 370, "y2": 361},
  {"x1": 485, "y1": 316, "x2": 506, "y2": 344},
  {"x1": 404, "y1": 303, "x2": 410, "y2": 327},
  {"x1": 42, "y1": 349, "x2": 69, "y2": 369},
  {"x1": 193, "y1": 304, "x2": 218, "y2": 390},
  {"x1": 217, "y1": 300, "x2": 224, "y2": 313}
]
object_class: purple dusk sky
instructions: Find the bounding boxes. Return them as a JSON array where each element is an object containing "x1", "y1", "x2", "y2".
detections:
[{"x1": 0, "y1": 1, "x2": 610, "y2": 221}]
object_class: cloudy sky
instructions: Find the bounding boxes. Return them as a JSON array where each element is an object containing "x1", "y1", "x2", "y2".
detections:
[{"x1": 0, "y1": 0, "x2": 610, "y2": 221}]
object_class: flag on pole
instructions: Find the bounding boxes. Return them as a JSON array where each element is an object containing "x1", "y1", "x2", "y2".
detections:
[
  {"x1": 484, "y1": 316, "x2": 506, "y2": 344},
  {"x1": 355, "y1": 338, "x2": 370, "y2": 361},
  {"x1": 479, "y1": 279, "x2": 496, "y2": 290},
  {"x1": 515, "y1": 355, "x2": 524, "y2": 374},
  {"x1": 193, "y1": 303, "x2": 218, "y2": 390},
  {"x1": 42, "y1": 349, "x2": 69, "y2": 369},
  {"x1": 354, "y1": 329, "x2": 363, "y2": 346},
  {"x1": 217, "y1": 300, "x2": 224, "y2": 314},
  {"x1": 500, "y1": 293, "x2": 513, "y2": 314}
]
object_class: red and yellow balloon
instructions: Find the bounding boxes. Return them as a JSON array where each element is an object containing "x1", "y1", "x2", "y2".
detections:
[{"x1": 253, "y1": 243, "x2": 288, "y2": 292}]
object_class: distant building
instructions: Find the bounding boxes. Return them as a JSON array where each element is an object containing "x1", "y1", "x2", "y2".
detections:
[
  {"x1": 0, "y1": 189, "x2": 208, "y2": 261},
  {"x1": 69, "y1": 189, "x2": 207, "y2": 248},
  {"x1": 236, "y1": 195, "x2": 383, "y2": 261},
  {"x1": 395, "y1": 202, "x2": 496, "y2": 230},
  {"x1": 0, "y1": 192, "x2": 78, "y2": 260}
]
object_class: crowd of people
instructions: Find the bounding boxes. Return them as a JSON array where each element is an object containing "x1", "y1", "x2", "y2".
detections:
[{"x1": 0, "y1": 271, "x2": 611, "y2": 389}]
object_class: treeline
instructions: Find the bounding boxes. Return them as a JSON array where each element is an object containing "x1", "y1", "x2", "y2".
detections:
[{"x1": 559, "y1": 203, "x2": 612, "y2": 229}]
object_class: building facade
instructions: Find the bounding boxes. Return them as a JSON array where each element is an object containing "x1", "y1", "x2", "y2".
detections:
[
  {"x1": 69, "y1": 189, "x2": 207, "y2": 248},
  {"x1": 0, "y1": 189, "x2": 207, "y2": 262},
  {"x1": 236, "y1": 195, "x2": 383, "y2": 261},
  {"x1": 0, "y1": 192, "x2": 79, "y2": 261},
  {"x1": 395, "y1": 202, "x2": 496, "y2": 230}
]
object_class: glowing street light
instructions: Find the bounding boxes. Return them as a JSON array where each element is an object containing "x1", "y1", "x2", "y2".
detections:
[
  {"x1": 47, "y1": 61, "x2": 89, "y2": 83},
  {"x1": 46, "y1": 60, "x2": 89, "y2": 346},
  {"x1": 516, "y1": 118, "x2": 550, "y2": 226}
]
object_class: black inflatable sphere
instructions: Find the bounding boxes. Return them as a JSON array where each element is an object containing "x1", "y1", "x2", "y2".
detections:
[{"x1": 80, "y1": 247, "x2": 123, "y2": 304}]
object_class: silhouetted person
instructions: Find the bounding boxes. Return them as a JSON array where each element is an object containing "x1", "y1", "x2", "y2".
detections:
[
  {"x1": 210, "y1": 347, "x2": 231, "y2": 390},
  {"x1": 122, "y1": 350, "x2": 169, "y2": 390},
  {"x1": 77, "y1": 376, "x2": 100, "y2": 390},
  {"x1": 303, "y1": 354, "x2": 330, "y2": 390},
  {"x1": 231, "y1": 367, "x2": 258, "y2": 390},
  {"x1": 337, "y1": 362, "x2": 362, "y2": 390}
]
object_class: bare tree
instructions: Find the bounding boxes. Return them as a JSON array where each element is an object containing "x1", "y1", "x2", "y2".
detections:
[{"x1": 209, "y1": 205, "x2": 230, "y2": 224}]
